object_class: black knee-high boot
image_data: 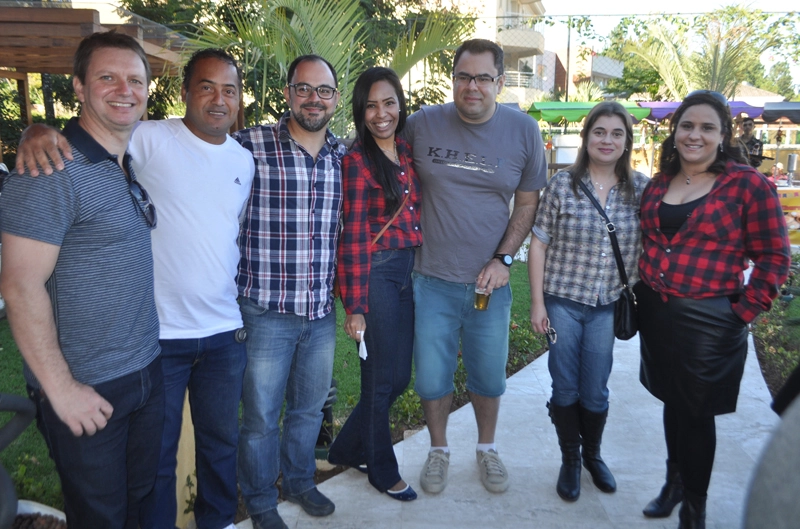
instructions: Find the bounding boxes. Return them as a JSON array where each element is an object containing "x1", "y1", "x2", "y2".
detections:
[
  {"x1": 578, "y1": 406, "x2": 616, "y2": 493},
  {"x1": 643, "y1": 459, "x2": 683, "y2": 517},
  {"x1": 678, "y1": 489, "x2": 706, "y2": 529},
  {"x1": 548, "y1": 401, "x2": 581, "y2": 501}
]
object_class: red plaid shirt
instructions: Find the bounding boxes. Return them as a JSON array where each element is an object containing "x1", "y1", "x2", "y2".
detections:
[
  {"x1": 639, "y1": 160, "x2": 790, "y2": 323},
  {"x1": 338, "y1": 138, "x2": 422, "y2": 315}
]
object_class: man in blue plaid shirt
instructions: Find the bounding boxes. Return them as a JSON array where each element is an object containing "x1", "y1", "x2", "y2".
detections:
[{"x1": 233, "y1": 55, "x2": 346, "y2": 529}]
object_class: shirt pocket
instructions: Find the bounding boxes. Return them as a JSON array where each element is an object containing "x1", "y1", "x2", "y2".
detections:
[
  {"x1": 692, "y1": 198, "x2": 743, "y2": 243},
  {"x1": 558, "y1": 196, "x2": 598, "y2": 236}
]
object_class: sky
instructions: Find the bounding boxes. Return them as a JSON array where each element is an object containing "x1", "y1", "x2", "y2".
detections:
[{"x1": 541, "y1": 1, "x2": 800, "y2": 87}]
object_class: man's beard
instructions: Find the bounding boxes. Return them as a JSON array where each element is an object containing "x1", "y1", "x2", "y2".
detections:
[{"x1": 292, "y1": 103, "x2": 334, "y2": 133}]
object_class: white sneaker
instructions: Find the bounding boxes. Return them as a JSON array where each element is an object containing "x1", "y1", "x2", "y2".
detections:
[
  {"x1": 476, "y1": 449, "x2": 509, "y2": 492},
  {"x1": 420, "y1": 449, "x2": 450, "y2": 494}
]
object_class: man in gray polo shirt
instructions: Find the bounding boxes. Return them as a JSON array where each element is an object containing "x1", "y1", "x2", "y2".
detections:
[{"x1": 0, "y1": 32, "x2": 162, "y2": 528}]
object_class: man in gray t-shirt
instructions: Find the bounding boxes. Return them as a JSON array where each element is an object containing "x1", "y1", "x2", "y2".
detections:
[{"x1": 403, "y1": 39, "x2": 547, "y2": 495}]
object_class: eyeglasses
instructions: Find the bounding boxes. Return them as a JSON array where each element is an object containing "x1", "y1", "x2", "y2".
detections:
[
  {"x1": 128, "y1": 178, "x2": 157, "y2": 228},
  {"x1": 453, "y1": 74, "x2": 501, "y2": 86},
  {"x1": 686, "y1": 90, "x2": 729, "y2": 107},
  {"x1": 545, "y1": 318, "x2": 557, "y2": 344},
  {"x1": 287, "y1": 83, "x2": 338, "y2": 100}
]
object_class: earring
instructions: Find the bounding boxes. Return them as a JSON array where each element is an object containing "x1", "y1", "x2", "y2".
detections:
[
  {"x1": 719, "y1": 142, "x2": 724, "y2": 152},
  {"x1": 624, "y1": 148, "x2": 628, "y2": 151}
]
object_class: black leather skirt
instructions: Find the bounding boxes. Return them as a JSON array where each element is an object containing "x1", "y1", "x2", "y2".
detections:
[{"x1": 635, "y1": 281, "x2": 749, "y2": 417}]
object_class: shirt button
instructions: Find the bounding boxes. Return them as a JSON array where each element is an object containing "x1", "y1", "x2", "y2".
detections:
[
  {"x1": 660, "y1": 273, "x2": 664, "y2": 278},
  {"x1": 414, "y1": 226, "x2": 419, "y2": 230},
  {"x1": 405, "y1": 189, "x2": 409, "y2": 194},
  {"x1": 601, "y1": 252, "x2": 606, "y2": 257},
  {"x1": 409, "y1": 206, "x2": 414, "y2": 210},
  {"x1": 666, "y1": 248, "x2": 671, "y2": 253}
]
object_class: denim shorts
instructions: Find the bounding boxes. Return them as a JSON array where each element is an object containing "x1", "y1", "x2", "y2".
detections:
[{"x1": 413, "y1": 272, "x2": 511, "y2": 400}]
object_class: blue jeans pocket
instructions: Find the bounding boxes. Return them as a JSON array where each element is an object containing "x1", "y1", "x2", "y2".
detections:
[{"x1": 239, "y1": 296, "x2": 269, "y2": 316}]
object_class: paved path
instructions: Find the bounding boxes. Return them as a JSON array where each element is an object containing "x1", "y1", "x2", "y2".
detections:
[{"x1": 238, "y1": 334, "x2": 778, "y2": 529}]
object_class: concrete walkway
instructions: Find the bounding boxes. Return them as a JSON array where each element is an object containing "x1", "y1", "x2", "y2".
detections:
[{"x1": 238, "y1": 334, "x2": 778, "y2": 529}]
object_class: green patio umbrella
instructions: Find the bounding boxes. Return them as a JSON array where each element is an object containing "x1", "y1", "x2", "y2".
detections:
[{"x1": 527, "y1": 101, "x2": 651, "y2": 123}]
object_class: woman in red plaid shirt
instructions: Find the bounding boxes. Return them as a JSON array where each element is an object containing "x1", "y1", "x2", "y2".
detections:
[
  {"x1": 326, "y1": 67, "x2": 422, "y2": 501},
  {"x1": 635, "y1": 91, "x2": 790, "y2": 528}
]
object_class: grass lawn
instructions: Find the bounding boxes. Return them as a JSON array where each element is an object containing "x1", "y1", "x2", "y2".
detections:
[
  {"x1": 0, "y1": 262, "x2": 535, "y2": 509},
  {"x1": 0, "y1": 320, "x2": 63, "y2": 509}
]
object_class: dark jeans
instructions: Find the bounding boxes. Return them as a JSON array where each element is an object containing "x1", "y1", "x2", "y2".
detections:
[
  {"x1": 31, "y1": 357, "x2": 164, "y2": 529},
  {"x1": 141, "y1": 330, "x2": 246, "y2": 529},
  {"x1": 328, "y1": 248, "x2": 415, "y2": 492}
]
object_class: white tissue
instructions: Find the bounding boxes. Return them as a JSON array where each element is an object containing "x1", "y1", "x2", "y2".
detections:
[{"x1": 357, "y1": 331, "x2": 368, "y2": 360}]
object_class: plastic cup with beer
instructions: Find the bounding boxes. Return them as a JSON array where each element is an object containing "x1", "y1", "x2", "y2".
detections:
[{"x1": 474, "y1": 285, "x2": 491, "y2": 311}]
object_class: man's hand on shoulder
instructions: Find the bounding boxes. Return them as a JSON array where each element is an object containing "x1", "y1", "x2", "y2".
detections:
[
  {"x1": 15, "y1": 124, "x2": 72, "y2": 177},
  {"x1": 47, "y1": 379, "x2": 114, "y2": 436}
]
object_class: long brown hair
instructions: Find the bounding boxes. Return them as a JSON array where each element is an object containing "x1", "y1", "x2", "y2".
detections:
[{"x1": 568, "y1": 101, "x2": 635, "y2": 200}]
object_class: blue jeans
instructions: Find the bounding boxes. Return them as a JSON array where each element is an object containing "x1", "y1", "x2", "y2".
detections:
[
  {"x1": 327, "y1": 248, "x2": 414, "y2": 492},
  {"x1": 237, "y1": 298, "x2": 336, "y2": 516},
  {"x1": 30, "y1": 358, "x2": 164, "y2": 529},
  {"x1": 545, "y1": 294, "x2": 615, "y2": 412},
  {"x1": 413, "y1": 273, "x2": 511, "y2": 400},
  {"x1": 141, "y1": 331, "x2": 246, "y2": 529}
]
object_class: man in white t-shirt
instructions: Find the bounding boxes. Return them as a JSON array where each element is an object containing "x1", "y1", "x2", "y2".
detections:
[{"x1": 16, "y1": 49, "x2": 255, "y2": 529}]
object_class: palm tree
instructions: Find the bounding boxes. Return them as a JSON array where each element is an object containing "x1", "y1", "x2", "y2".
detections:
[
  {"x1": 622, "y1": 7, "x2": 780, "y2": 100},
  {"x1": 192, "y1": 0, "x2": 471, "y2": 135}
]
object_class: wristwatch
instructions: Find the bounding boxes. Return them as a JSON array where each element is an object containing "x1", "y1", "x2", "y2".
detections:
[{"x1": 494, "y1": 253, "x2": 513, "y2": 267}]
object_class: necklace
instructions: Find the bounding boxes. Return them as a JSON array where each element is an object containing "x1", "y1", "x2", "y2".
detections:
[
  {"x1": 380, "y1": 144, "x2": 399, "y2": 165},
  {"x1": 682, "y1": 169, "x2": 708, "y2": 185},
  {"x1": 591, "y1": 176, "x2": 615, "y2": 190}
]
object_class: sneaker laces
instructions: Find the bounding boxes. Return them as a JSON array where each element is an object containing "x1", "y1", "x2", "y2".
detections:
[
  {"x1": 479, "y1": 451, "x2": 507, "y2": 479},
  {"x1": 424, "y1": 451, "x2": 448, "y2": 479}
]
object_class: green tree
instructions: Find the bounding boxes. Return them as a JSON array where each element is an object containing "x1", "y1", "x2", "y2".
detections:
[
  {"x1": 759, "y1": 61, "x2": 797, "y2": 100},
  {"x1": 602, "y1": 7, "x2": 800, "y2": 100},
  {"x1": 193, "y1": 0, "x2": 472, "y2": 134}
]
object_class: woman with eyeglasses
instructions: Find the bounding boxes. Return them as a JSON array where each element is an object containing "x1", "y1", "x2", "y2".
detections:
[
  {"x1": 326, "y1": 67, "x2": 421, "y2": 501},
  {"x1": 528, "y1": 102, "x2": 649, "y2": 502},
  {"x1": 635, "y1": 90, "x2": 790, "y2": 528}
]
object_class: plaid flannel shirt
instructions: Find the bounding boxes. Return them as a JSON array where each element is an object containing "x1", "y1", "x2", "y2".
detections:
[
  {"x1": 533, "y1": 170, "x2": 649, "y2": 306},
  {"x1": 234, "y1": 112, "x2": 346, "y2": 320},
  {"x1": 639, "y1": 160, "x2": 790, "y2": 323},
  {"x1": 338, "y1": 138, "x2": 422, "y2": 315}
]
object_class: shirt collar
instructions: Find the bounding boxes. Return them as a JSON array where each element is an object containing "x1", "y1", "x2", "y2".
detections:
[{"x1": 62, "y1": 117, "x2": 132, "y2": 168}]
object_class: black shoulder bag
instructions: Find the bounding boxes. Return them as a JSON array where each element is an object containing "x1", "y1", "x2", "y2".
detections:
[{"x1": 577, "y1": 180, "x2": 638, "y2": 340}]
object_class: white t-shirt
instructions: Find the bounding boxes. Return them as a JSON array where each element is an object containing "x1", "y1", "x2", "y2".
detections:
[{"x1": 129, "y1": 119, "x2": 255, "y2": 339}]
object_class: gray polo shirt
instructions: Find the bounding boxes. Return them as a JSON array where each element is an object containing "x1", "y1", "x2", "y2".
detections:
[{"x1": 0, "y1": 118, "x2": 160, "y2": 387}]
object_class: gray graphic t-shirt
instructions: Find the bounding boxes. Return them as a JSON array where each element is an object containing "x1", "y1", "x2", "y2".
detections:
[{"x1": 403, "y1": 102, "x2": 547, "y2": 282}]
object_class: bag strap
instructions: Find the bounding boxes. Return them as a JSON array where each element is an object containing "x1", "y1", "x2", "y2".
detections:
[
  {"x1": 577, "y1": 179, "x2": 630, "y2": 288},
  {"x1": 371, "y1": 189, "x2": 410, "y2": 246}
]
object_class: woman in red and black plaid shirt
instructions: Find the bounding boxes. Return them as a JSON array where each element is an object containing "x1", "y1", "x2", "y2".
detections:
[
  {"x1": 326, "y1": 68, "x2": 422, "y2": 501},
  {"x1": 635, "y1": 91, "x2": 790, "y2": 528}
]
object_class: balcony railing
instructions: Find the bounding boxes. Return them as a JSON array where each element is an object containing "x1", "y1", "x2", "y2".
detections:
[
  {"x1": 496, "y1": 13, "x2": 543, "y2": 32},
  {"x1": 504, "y1": 70, "x2": 546, "y2": 90}
]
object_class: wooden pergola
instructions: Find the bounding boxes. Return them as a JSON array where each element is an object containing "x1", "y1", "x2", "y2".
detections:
[{"x1": 0, "y1": 5, "x2": 185, "y2": 162}]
